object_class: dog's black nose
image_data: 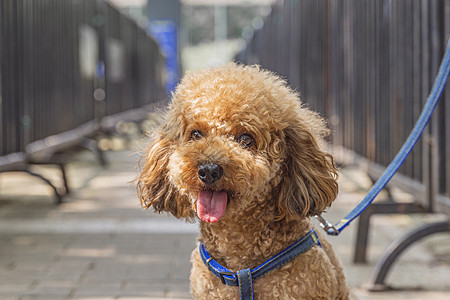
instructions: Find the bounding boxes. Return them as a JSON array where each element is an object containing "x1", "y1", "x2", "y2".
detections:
[{"x1": 198, "y1": 163, "x2": 223, "y2": 184}]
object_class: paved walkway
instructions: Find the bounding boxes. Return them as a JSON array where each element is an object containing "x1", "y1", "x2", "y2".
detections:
[{"x1": 0, "y1": 138, "x2": 449, "y2": 299}]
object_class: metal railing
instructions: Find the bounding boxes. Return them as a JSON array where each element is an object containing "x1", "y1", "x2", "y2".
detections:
[
  {"x1": 237, "y1": 0, "x2": 450, "y2": 290},
  {"x1": 0, "y1": 0, "x2": 165, "y2": 202}
]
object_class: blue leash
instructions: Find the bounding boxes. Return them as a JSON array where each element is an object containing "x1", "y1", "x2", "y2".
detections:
[{"x1": 317, "y1": 37, "x2": 450, "y2": 236}]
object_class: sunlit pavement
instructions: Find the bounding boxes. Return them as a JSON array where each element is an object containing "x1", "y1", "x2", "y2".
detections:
[{"x1": 0, "y1": 141, "x2": 449, "y2": 299}]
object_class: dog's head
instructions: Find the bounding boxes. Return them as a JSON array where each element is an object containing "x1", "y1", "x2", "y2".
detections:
[{"x1": 137, "y1": 63, "x2": 338, "y2": 223}]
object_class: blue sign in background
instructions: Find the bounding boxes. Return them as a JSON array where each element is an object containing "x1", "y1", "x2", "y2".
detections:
[{"x1": 148, "y1": 20, "x2": 178, "y2": 95}]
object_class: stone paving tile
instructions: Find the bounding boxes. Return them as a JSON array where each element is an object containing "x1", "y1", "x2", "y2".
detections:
[
  {"x1": 165, "y1": 282, "x2": 192, "y2": 299},
  {"x1": 0, "y1": 296, "x2": 20, "y2": 300},
  {"x1": 71, "y1": 282, "x2": 124, "y2": 298},
  {"x1": 120, "y1": 282, "x2": 169, "y2": 298},
  {"x1": 352, "y1": 290, "x2": 450, "y2": 300},
  {"x1": 28, "y1": 280, "x2": 74, "y2": 297},
  {"x1": 0, "y1": 284, "x2": 33, "y2": 297}
]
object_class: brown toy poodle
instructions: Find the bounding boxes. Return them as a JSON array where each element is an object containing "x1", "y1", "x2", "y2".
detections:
[{"x1": 137, "y1": 63, "x2": 349, "y2": 299}]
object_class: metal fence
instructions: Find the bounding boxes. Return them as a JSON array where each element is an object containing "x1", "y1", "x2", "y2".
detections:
[
  {"x1": 237, "y1": 0, "x2": 450, "y2": 289},
  {"x1": 0, "y1": 0, "x2": 165, "y2": 159},
  {"x1": 238, "y1": 0, "x2": 450, "y2": 213},
  {"x1": 0, "y1": 0, "x2": 165, "y2": 200}
]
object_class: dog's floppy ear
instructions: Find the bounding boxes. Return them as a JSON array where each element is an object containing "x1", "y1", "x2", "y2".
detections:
[
  {"x1": 136, "y1": 126, "x2": 194, "y2": 220},
  {"x1": 276, "y1": 110, "x2": 338, "y2": 219}
]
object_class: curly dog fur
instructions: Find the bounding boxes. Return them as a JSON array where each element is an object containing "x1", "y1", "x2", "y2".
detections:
[{"x1": 137, "y1": 63, "x2": 349, "y2": 299}]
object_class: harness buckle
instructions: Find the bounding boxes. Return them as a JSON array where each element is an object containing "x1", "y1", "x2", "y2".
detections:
[
  {"x1": 217, "y1": 270, "x2": 235, "y2": 285},
  {"x1": 205, "y1": 256, "x2": 235, "y2": 285},
  {"x1": 315, "y1": 215, "x2": 339, "y2": 235}
]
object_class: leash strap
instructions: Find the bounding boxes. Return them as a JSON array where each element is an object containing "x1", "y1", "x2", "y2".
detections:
[
  {"x1": 199, "y1": 229, "x2": 320, "y2": 299},
  {"x1": 317, "y1": 37, "x2": 450, "y2": 236}
]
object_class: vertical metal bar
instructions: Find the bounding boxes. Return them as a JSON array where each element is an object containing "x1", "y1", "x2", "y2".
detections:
[
  {"x1": 429, "y1": 0, "x2": 442, "y2": 213},
  {"x1": 0, "y1": 0, "x2": 3, "y2": 156},
  {"x1": 421, "y1": 0, "x2": 431, "y2": 211},
  {"x1": 412, "y1": 0, "x2": 423, "y2": 184},
  {"x1": 94, "y1": 0, "x2": 106, "y2": 124},
  {"x1": 323, "y1": 0, "x2": 331, "y2": 120},
  {"x1": 444, "y1": 0, "x2": 450, "y2": 199},
  {"x1": 16, "y1": 0, "x2": 24, "y2": 152}
]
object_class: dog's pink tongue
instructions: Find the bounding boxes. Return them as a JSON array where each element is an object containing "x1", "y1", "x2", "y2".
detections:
[{"x1": 197, "y1": 190, "x2": 228, "y2": 223}]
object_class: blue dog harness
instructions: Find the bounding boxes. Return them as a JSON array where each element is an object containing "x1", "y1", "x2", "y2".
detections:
[{"x1": 199, "y1": 229, "x2": 320, "y2": 300}]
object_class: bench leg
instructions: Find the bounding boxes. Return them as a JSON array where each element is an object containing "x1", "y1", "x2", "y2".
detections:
[
  {"x1": 368, "y1": 221, "x2": 450, "y2": 291},
  {"x1": 23, "y1": 169, "x2": 64, "y2": 204},
  {"x1": 353, "y1": 202, "x2": 427, "y2": 263},
  {"x1": 58, "y1": 163, "x2": 70, "y2": 195}
]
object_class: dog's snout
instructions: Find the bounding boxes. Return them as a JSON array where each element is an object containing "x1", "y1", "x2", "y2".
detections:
[{"x1": 198, "y1": 163, "x2": 223, "y2": 184}]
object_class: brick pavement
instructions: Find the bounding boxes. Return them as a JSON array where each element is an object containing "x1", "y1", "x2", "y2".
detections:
[{"x1": 0, "y1": 142, "x2": 449, "y2": 299}]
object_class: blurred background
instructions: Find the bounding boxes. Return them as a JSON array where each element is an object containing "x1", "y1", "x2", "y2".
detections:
[
  {"x1": 1, "y1": 0, "x2": 449, "y2": 299},
  {"x1": 112, "y1": 0, "x2": 274, "y2": 90}
]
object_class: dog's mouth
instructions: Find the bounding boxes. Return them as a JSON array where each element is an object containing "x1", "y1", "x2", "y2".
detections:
[{"x1": 196, "y1": 190, "x2": 230, "y2": 223}]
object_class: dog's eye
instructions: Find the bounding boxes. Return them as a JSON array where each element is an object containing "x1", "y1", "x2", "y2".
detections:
[
  {"x1": 237, "y1": 133, "x2": 255, "y2": 148},
  {"x1": 190, "y1": 130, "x2": 203, "y2": 140}
]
